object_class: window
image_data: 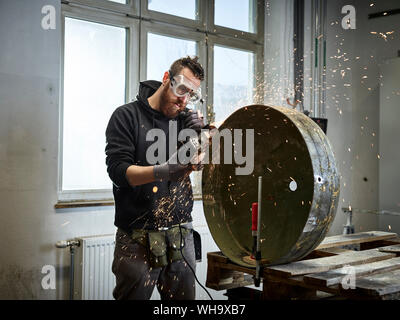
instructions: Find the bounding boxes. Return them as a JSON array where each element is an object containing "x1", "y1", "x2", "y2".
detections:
[
  {"x1": 147, "y1": 33, "x2": 197, "y2": 80},
  {"x1": 213, "y1": 45, "x2": 254, "y2": 123},
  {"x1": 148, "y1": 0, "x2": 197, "y2": 20},
  {"x1": 59, "y1": 0, "x2": 264, "y2": 204},
  {"x1": 62, "y1": 18, "x2": 126, "y2": 195},
  {"x1": 214, "y1": 0, "x2": 255, "y2": 33}
]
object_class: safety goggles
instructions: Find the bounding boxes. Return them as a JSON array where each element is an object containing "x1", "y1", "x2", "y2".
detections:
[{"x1": 169, "y1": 74, "x2": 202, "y2": 104}]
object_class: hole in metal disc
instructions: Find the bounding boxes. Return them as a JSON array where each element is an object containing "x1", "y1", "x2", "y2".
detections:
[{"x1": 289, "y1": 180, "x2": 297, "y2": 191}]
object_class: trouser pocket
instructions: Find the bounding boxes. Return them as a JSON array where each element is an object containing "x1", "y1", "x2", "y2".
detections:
[
  {"x1": 130, "y1": 226, "x2": 192, "y2": 268},
  {"x1": 166, "y1": 226, "x2": 190, "y2": 263},
  {"x1": 147, "y1": 231, "x2": 168, "y2": 268}
]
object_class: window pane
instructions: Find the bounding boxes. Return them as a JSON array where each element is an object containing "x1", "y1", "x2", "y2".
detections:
[
  {"x1": 213, "y1": 46, "x2": 254, "y2": 123},
  {"x1": 63, "y1": 18, "x2": 126, "y2": 190},
  {"x1": 215, "y1": 0, "x2": 255, "y2": 33},
  {"x1": 147, "y1": 33, "x2": 196, "y2": 81},
  {"x1": 148, "y1": 0, "x2": 197, "y2": 20}
]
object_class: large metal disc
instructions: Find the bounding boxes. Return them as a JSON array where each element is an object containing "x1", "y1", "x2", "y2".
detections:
[{"x1": 202, "y1": 105, "x2": 340, "y2": 267}]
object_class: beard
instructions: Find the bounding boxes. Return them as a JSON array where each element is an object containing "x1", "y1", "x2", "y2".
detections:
[{"x1": 159, "y1": 84, "x2": 184, "y2": 119}]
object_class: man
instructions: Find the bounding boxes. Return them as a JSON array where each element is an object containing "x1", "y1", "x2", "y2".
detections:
[{"x1": 105, "y1": 56, "x2": 205, "y2": 300}]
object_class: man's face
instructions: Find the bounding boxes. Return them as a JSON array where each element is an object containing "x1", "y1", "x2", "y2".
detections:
[{"x1": 159, "y1": 67, "x2": 201, "y2": 119}]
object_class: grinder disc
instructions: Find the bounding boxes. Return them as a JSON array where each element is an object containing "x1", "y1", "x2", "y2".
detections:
[{"x1": 202, "y1": 105, "x2": 340, "y2": 267}]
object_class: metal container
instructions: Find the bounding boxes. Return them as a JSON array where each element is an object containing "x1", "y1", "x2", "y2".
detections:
[{"x1": 202, "y1": 105, "x2": 340, "y2": 267}]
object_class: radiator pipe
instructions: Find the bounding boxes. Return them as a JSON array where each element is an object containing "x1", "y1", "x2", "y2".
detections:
[
  {"x1": 56, "y1": 239, "x2": 80, "y2": 300},
  {"x1": 69, "y1": 245, "x2": 75, "y2": 300}
]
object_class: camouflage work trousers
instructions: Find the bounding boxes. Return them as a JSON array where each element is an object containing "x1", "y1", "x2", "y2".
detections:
[{"x1": 112, "y1": 225, "x2": 196, "y2": 300}]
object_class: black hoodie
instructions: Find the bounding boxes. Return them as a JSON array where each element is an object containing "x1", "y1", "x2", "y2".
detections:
[{"x1": 105, "y1": 80, "x2": 193, "y2": 233}]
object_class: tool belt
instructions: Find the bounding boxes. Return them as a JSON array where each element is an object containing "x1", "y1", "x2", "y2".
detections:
[{"x1": 131, "y1": 224, "x2": 191, "y2": 268}]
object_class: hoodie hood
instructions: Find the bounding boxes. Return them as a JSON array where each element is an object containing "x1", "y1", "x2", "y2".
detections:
[
  {"x1": 136, "y1": 80, "x2": 165, "y2": 119},
  {"x1": 137, "y1": 80, "x2": 161, "y2": 103}
]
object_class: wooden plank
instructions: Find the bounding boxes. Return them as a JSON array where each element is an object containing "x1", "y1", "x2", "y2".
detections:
[
  {"x1": 266, "y1": 274, "x2": 341, "y2": 295},
  {"x1": 303, "y1": 257, "x2": 400, "y2": 286},
  {"x1": 381, "y1": 237, "x2": 400, "y2": 244},
  {"x1": 378, "y1": 244, "x2": 400, "y2": 254},
  {"x1": 206, "y1": 272, "x2": 254, "y2": 290},
  {"x1": 348, "y1": 269, "x2": 400, "y2": 297},
  {"x1": 242, "y1": 255, "x2": 270, "y2": 265},
  {"x1": 301, "y1": 249, "x2": 339, "y2": 260},
  {"x1": 265, "y1": 249, "x2": 396, "y2": 278},
  {"x1": 207, "y1": 251, "x2": 229, "y2": 264},
  {"x1": 360, "y1": 238, "x2": 400, "y2": 250},
  {"x1": 316, "y1": 231, "x2": 397, "y2": 250},
  {"x1": 213, "y1": 261, "x2": 255, "y2": 276},
  {"x1": 206, "y1": 252, "x2": 256, "y2": 290},
  {"x1": 263, "y1": 277, "x2": 317, "y2": 300},
  {"x1": 206, "y1": 258, "x2": 254, "y2": 290},
  {"x1": 319, "y1": 247, "x2": 354, "y2": 255}
]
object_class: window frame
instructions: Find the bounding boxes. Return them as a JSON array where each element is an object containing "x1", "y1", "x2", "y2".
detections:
[
  {"x1": 140, "y1": 21, "x2": 207, "y2": 196},
  {"x1": 64, "y1": 0, "x2": 138, "y2": 15},
  {"x1": 139, "y1": 21, "x2": 208, "y2": 114},
  {"x1": 58, "y1": 4, "x2": 139, "y2": 203},
  {"x1": 58, "y1": 0, "x2": 264, "y2": 205},
  {"x1": 206, "y1": 34, "x2": 264, "y2": 124},
  {"x1": 141, "y1": 0, "x2": 206, "y2": 30},
  {"x1": 211, "y1": 0, "x2": 261, "y2": 41}
]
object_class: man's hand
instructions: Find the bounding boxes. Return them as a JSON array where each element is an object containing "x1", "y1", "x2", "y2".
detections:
[
  {"x1": 154, "y1": 162, "x2": 192, "y2": 182},
  {"x1": 182, "y1": 110, "x2": 204, "y2": 133},
  {"x1": 153, "y1": 138, "x2": 200, "y2": 181}
]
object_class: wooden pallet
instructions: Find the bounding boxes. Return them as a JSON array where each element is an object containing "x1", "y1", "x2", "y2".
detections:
[{"x1": 206, "y1": 231, "x2": 400, "y2": 300}]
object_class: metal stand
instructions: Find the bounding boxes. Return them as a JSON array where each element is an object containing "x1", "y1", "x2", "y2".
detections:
[
  {"x1": 254, "y1": 176, "x2": 263, "y2": 287},
  {"x1": 342, "y1": 207, "x2": 355, "y2": 235},
  {"x1": 341, "y1": 207, "x2": 359, "y2": 250}
]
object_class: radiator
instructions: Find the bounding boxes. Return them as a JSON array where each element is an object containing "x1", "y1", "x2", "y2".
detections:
[{"x1": 73, "y1": 234, "x2": 116, "y2": 300}]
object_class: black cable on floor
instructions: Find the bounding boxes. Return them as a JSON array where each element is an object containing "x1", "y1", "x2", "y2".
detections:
[{"x1": 179, "y1": 224, "x2": 214, "y2": 300}]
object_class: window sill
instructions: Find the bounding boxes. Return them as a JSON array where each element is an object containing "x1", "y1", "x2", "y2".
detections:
[
  {"x1": 55, "y1": 195, "x2": 202, "y2": 209},
  {"x1": 54, "y1": 199, "x2": 115, "y2": 209}
]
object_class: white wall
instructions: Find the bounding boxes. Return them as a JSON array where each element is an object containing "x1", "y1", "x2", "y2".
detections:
[
  {"x1": 323, "y1": 0, "x2": 358, "y2": 235},
  {"x1": 264, "y1": 0, "x2": 294, "y2": 105},
  {"x1": 324, "y1": 0, "x2": 400, "y2": 235},
  {"x1": 379, "y1": 58, "x2": 400, "y2": 233}
]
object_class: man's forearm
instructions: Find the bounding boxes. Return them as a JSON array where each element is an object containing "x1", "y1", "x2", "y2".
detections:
[{"x1": 125, "y1": 165, "x2": 156, "y2": 186}]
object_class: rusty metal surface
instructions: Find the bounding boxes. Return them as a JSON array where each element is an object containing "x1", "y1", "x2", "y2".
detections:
[{"x1": 202, "y1": 105, "x2": 340, "y2": 267}]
